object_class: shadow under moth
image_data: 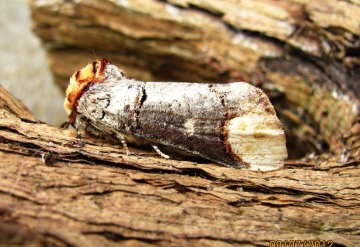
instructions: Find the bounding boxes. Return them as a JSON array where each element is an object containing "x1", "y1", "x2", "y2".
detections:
[{"x1": 64, "y1": 59, "x2": 287, "y2": 171}]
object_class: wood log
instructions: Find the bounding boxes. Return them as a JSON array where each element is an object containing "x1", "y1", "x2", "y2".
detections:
[
  {"x1": 1, "y1": 0, "x2": 359, "y2": 246},
  {"x1": 0, "y1": 83, "x2": 359, "y2": 246}
]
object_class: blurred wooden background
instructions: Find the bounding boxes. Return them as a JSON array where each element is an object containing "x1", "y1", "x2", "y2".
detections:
[{"x1": 28, "y1": 0, "x2": 360, "y2": 161}]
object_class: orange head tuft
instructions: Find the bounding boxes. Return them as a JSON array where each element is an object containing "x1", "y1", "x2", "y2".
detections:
[{"x1": 64, "y1": 58, "x2": 111, "y2": 123}]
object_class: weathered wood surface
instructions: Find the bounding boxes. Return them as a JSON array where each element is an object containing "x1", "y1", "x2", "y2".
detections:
[
  {"x1": 28, "y1": 0, "x2": 360, "y2": 161},
  {"x1": 1, "y1": 86, "x2": 359, "y2": 246},
  {"x1": 2, "y1": 0, "x2": 357, "y2": 246}
]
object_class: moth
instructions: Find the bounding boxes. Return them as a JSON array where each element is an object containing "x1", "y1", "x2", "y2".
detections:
[{"x1": 64, "y1": 59, "x2": 287, "y2": 171}]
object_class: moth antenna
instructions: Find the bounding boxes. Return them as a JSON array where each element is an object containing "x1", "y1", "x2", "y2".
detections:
[{"x1": 90, "y1": 49, "x2": 98, "y2": 61}]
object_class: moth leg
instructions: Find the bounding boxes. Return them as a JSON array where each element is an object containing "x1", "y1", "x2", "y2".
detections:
[
  {"x1": 75, "y1": 115, "x2": 87, "y2": 147},
  {"x1": 115, "y1": 132, "x2": 130, "y2": 155},
  {"x1": 151, "y1": 144, "x2": 170, "y2": 159},
  {"x1": 60, "y1": 121, "x2": 71, "y2": 129}
]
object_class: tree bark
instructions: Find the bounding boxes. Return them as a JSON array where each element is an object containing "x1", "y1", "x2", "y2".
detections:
[
  {"x1": 1, "y1": 85, "x2": 359, "y2": 246},
  {"x1": 1, "y1": 0, "x2": 358, "y2": 246}
]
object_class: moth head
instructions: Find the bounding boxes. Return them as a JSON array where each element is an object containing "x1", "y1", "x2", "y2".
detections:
[{"x1": 64, "y1": 58, "x2": 111, "y2": 123}]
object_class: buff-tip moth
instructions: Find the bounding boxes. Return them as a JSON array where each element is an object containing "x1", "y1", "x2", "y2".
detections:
[{"x1": 64, "y1": 59, "x2": 287, "y2": 171}]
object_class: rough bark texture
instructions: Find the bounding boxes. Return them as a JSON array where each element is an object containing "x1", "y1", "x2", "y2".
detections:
[
  {"x1": 1, "y1": 0, "x2": 359, "y2": 246},
  {"x1": 1, "y1": 85, "x2": 360, "y2": 246}
]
